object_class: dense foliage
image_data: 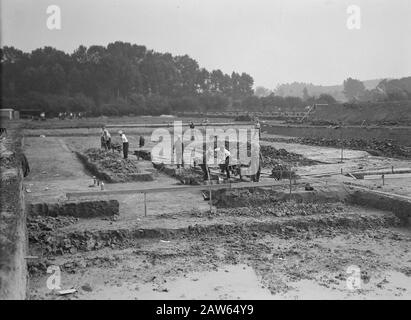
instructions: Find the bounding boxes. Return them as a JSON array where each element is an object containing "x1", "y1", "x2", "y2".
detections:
[
  {"x1": 2, "y1": 42, "x2": 410, "y2": 117},
  {"x1": 1, "y1": 42, "x2": 254, "y2": 116},
  {"x1": 343, "y1": 77, "x2": 411, "y2": 102}
]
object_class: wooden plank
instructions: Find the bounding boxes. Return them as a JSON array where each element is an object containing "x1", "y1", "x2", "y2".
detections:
[
  {"x1": 344, "y1": 183, "x2": 411, "y2": 202},
  {"x1": 350, "y1": 168, "x2": 411, "y2": 176},
  {"x1": 66, "y1": 180, "x2": 286, "y2": 199},
  {"x1": 347, "y1": 173, "x2": 357, "y2": 180}
]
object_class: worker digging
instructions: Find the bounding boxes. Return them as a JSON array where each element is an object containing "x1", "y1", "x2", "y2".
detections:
[{"x1": 119, "y1": 130, "x2": 129, "y2": 159}]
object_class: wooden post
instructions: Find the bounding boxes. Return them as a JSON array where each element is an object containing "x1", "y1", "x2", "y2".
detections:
[
  {"x1": 144, "y1": 192, "x2": 147, "y2": 216},
  {"x1": 340, "y1": 128, "x2": 344, "y2": 163},
  {"x1": 289, "y1": 169, "x2": 292, "y2": 195},
  {"x1": 208, "y1": 182, "x2": 213, "y2": 213},
  {"x1": 392, "y1": 166, "x2": 394, "y2": 174},
  {"x1": 181, "y1": 142, "x2": 184, "y2": 168},
  {"x1": 382, "y1": 174, "x2": 385, "y2": 186}
]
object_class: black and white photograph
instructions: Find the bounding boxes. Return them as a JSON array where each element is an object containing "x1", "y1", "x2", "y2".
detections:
[{"x1": 1, "y1": 0, "x2": 411, "y2": 305}]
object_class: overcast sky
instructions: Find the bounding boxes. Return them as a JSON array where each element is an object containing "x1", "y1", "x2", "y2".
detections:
[{"x1": 2, "y1": 0, "x2": 410, "y2": 88}]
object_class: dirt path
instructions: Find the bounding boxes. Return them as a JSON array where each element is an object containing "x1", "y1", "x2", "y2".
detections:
[
  {"x1": 24, "y1": 136, "x2": 87, "y2": 181},
  {"x1": 23, "y1": 136, "x2": 209, "y2": 217}
]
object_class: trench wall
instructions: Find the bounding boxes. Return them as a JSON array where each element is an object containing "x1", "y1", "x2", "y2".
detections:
[
  {"x1": 212, "y1": 187, "x2": 349, "y2": 208},
  {"x1": 0, "y1": 131, "x2": 27, "y2": 299},
  {"x1": 348, "y1": 189, "x2": 411, "y2": 225},
  {"x1": 213, "y1": 186, "x2": 411, "y2": 226},
  {"x1": 28, "y1": 200, "x2": 119, "y2": 218}
]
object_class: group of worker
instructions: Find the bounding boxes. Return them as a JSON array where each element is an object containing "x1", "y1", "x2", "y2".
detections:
[
  {"x1": 174, "y1": 139, "x2": 262, "y2": 183},
  {"x1": 99, "y1": 118, "x2": 262, "y2": 182},
  {"x1": 58, "y1": 112, "x2": 84, "y2": 120},
  {"x1": 100, "y1": 126, "x2": 145, "y2": 160},
  {"x1": 174, "y1": 141, "x2": 230, "y2": 181}
]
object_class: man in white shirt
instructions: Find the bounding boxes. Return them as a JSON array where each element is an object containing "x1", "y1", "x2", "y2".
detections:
[{"x1": 119, "y1": 130, "x2": 129, "y2": 159}]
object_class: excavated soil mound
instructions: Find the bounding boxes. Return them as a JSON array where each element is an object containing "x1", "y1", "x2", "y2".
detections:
[
  {"x1": 309, "y1": 102, "x2": 411, "y2": 125},
  {"x1": 263, "y1": 137, "x2": 411, "y2": 159},
  {"x1": 153, "y1": 162, "x2": 206, "y2": 185},
  {"x1": 236, "y1": 142, "x2": 319, "y2": 167},
  {"x1": 76, "y1": 148, "x2": 153, "y2": 182},
  {"x1": 260, "y1": 145, "x2": 321, "y2": 167}
]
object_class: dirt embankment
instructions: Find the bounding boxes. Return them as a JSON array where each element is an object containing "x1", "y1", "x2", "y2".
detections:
[
  {"x1": 26, "y1": 187, "x2": 404, "y2": 259},
  {"x1": 0, "y1": 130, "x2": 27, "y2": 299},
  {"x1": 28, "y1": 200, "x2": 119, "y2": 218},
  {"x1": 212, "y1": 189, "x2": 340, "y2": 208},
  {"x1": 308, "y1": 102, "x2": 411, "y2": 125}
]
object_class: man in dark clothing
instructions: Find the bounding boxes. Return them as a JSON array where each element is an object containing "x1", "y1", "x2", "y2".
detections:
[
  {"x1": 139, "y1": 135, "x2": 145, "y2": 148},
  {"x1": 189, "y1": 122, "x2": 195, "y2": 141},
  {"x1": 198, "y1": 145, "x2": 212, "y2": 181},
  {"x1": 217, "y1": 146, "x2": 231, "y2": 179},
  {"x1": 174, "y1": 136, "x2": 183, "y2": 168},
  {"x1": 21, "y1": 153, "x2": 30, "y2": 177}
]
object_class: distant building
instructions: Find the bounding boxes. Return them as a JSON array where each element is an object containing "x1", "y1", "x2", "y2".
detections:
[
  {"x1": 20, "y1": 109, "x2": 42, "y2": 119},
  {"x1": 0, "y1": 108, "x2": 19, "y2": 120}
]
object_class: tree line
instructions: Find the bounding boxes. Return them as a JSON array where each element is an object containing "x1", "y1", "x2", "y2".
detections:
[
  {"x1": 2, "y1": 42, "x2": 409, "y2": 117},
  {"x1": 343, "y1": 77, "x2": 411, "y2": 102},
  {"x1": 1, "y1": 42, "x2": 255, "y2": 116}
]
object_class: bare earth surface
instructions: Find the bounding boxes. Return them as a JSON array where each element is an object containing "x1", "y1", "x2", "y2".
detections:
[
  {"x1": 23, "y1": 124, "x2": 411, "y2": 300},
  {"x1": 29, "y1": 225, "x2": 411, "y2": 300}
]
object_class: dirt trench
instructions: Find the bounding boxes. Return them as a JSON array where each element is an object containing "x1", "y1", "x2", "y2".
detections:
[{"x1": 26, "y1": 183, "x2": 411, "y2": 300}]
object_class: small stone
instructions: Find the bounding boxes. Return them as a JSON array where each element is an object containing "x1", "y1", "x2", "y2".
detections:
[{"x1": 81, "y1": 283, "x2": 93, "y2": 292}]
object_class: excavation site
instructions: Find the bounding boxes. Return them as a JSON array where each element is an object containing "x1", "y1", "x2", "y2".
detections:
[
  {"x1": 1, "y1": 115, "x2": 411, "y2": 300},
  {"x1": 1, "y1": 0, "x2": 411, "y2": 304}
]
